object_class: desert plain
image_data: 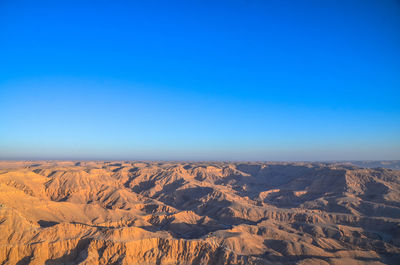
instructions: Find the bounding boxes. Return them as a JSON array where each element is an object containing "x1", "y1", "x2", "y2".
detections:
[{"x1": 0, "y1": 161, "x2": 399, "y2": 264}]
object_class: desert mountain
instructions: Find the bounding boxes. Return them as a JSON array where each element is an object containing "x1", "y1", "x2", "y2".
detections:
[{"x1": 0, "y1": 161, "x2": 399, "y2": 264}]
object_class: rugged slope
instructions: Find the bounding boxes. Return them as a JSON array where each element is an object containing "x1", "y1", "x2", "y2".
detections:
[{"x1": 0, "y1": 161, "x2": 399, "y2": 264}]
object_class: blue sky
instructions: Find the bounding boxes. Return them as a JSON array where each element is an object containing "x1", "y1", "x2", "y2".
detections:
[{"x1": 0, "y1": 0, "x2": 399, "y2": 160}]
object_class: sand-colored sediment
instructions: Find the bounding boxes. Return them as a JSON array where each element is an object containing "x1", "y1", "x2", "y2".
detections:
[{"x1": 0, "y1": 161, "x2": 399, "y2": 264}]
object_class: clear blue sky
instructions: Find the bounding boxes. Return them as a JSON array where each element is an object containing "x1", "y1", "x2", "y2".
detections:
[{"x1": 0, "y1": 0, "x2": 399, "y2": 161}]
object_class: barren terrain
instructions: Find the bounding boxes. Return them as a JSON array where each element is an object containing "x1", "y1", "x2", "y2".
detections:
[{"x1": 0, "y1": 161, "x2": 399, "y2": 264}]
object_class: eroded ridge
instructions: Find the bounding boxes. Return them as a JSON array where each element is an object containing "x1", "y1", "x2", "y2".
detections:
[{"x1": 0, "y1": 161, "x2": 399, "y2": 264}]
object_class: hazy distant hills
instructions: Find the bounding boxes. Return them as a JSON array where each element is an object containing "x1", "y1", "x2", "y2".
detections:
[
  {"x1": 0, "y1": 161, "x2": 399, "y2": 264},
  {"x1": 345, "y1": 160, "x2": 400, "y2": 170}
]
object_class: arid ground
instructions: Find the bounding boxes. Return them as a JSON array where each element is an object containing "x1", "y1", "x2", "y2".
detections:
[{"x1": 0, "y1": 161, "x2": 399, "y2": 265}]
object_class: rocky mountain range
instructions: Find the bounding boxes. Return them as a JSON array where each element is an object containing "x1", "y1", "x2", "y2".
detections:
[{"x1": 0, "y1": 161, "x2": 399, "y2": 264}]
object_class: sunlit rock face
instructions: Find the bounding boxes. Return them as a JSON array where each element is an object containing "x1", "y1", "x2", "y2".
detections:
[{"x1": 0, "y1": 161, "x2": 399, "y2": 265}]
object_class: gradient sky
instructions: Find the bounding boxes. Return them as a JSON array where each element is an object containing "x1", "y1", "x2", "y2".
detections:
[{"x1": 0, "y1": 0, "x2": 399, "y2": 161}]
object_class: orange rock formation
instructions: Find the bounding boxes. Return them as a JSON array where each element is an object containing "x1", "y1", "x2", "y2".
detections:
[{"x1": 0, "y1": 161, "x2": 399, "y2": 264}]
